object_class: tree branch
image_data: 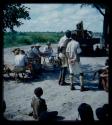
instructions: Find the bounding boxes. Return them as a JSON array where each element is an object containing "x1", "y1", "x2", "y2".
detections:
[{"x1": 94, "y1": 4, "x2": 105, "y2": 16}]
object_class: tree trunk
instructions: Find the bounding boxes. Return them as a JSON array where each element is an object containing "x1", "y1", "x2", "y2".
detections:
[{"x1": 103, "y1": 8, "x2": 109, "y2": 47}]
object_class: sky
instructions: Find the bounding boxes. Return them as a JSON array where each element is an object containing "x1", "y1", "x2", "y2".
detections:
[{"x1": 14, "y1": 4, "x2": 104, "y2": 33}]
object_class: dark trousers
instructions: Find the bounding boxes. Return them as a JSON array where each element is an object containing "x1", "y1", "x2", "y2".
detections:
[
  {"x1": 39, "y1": 111, "x2": 58, "y2": 121},
  {"x1": 59, "y1": 67, "x2": 67, "y2": 84}
]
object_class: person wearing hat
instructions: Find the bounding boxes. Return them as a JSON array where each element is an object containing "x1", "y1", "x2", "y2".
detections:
[
  {"x1": 66, "y1": 31, "x2": 85, "y2": 91},
  {"x1": 43, "y1": 42, "x2": 54, "y2": 63},
  {"x1": 58, "y1": 30, "x2": 71, "y2": 53},
  {"x1": 31, "y1": 44, "x2": 43, "y2": 78},
  {"x1": 30, "y1": 87, "x2": 58, "y2": 121},
  {"x1": 32, "y1": 44, "x2": 42, "y2": 57},
  {"x1": 13, "y1": 49, "x2": 28, "y2": 80},
  {"x1": 12, "y1": 48, "x2": 20, "y2": 55}
]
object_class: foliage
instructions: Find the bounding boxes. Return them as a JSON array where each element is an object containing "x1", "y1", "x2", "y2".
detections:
[
  {"x1": 2, "y1": 3, "x2": 30, "y2": 32},
  {"x1": 3, "y1": 32, "x2": 64, "y2": 48}
]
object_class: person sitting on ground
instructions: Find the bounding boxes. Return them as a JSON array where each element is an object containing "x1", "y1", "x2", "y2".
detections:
[
  {"x1": 93, "y1": 59, "x2": 109, "y2": 91},
  {"x1": 96, "y1": 104, "x2": 109, "y2": 121},
  {"x1": 43, "y1": 42, "x2": 54, "y2": 63},
  {"x1": 100, "y1": 66, "x2": 109, "y2": 92},
  {"x1": 58, "y1": 47, "x2": 68, "y2": 85},
  {"x1": 30, "y1": 87, "x2": 58, "y2": 121},
  {"x1": 78, "y1": 103, "x2": 94, "y2": 123}
]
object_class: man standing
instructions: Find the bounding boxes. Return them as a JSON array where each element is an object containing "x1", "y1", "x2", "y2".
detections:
[
  {"x1": 58, "y1": 30, "x2": 71, "y2": 53},
  {"x1": 66, "y1": 31, "x2": 85, "y2": 91}
]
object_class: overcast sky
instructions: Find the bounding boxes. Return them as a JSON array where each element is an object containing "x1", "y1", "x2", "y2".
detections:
[{"x1": 14, "y1": 4, "x2": 104, "y2": 33}]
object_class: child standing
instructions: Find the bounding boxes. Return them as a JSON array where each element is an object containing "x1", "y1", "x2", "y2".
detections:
[{"x1": 58, "y1": 47, "x2": 68, "y2": 85}]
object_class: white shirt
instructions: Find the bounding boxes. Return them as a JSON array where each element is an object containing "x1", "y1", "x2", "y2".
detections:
[
  {"x1": 58, "y1": 35, "x2": 68, "y2": 48},
  {"x1": 15, "y1": 54, "x2": 26, "y2": 67},
  {"x1": 66, "y1": 40, "x2": 82, "y2": 60}
]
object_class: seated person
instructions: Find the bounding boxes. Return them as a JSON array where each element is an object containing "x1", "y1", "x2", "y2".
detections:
[
  {"x1": 13, "y1": 50, "x2": 28, "y2": 79},
  {"x1": 30, "y1": 87, "x2": 58, "y2": 121},
  {"x1": 26, "y1": 46, "x2": 36, "y2": 59},
  {"x1": 43, "y1": 42, "x2": 54, "y2": 63},
  {"x1": 78, "y1": 103, "x2": 94, "y2": 123},
  {"x1": 32, "y1": 44, "x2": 43, "y2": 58},
  {"x1": 93, "y1": 59, "x2": 109, "y2": 91},
  {"x1": 100, "y1": 66, "x2": 108, "y2": 92}
]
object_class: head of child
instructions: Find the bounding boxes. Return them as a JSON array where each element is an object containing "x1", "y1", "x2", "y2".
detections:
[{"x1": 34, "y1": 87, "x2": 43, "y2": 97}]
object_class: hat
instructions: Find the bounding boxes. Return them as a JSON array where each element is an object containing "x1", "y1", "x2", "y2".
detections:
[{"x1": 35, "y1": 43, "x2": 41, "y2": 47}]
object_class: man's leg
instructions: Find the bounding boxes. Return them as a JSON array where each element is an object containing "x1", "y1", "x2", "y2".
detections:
[
  {"x1": 70, "y1": 73, "x2": 75, "y2": 90},
  {"x1": 79, "y1": 73, "x2": 85, "y2": 91},
  {"x1": 63, "y1": 67, "x2": 67, "y2": 84},
  {"x1": 58, "y1": 68, "x2": 62, "y2": 85}
]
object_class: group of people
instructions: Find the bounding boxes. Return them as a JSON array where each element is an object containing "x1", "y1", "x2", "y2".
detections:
[
  {"x1": 58, "y1": 30, "x2": 85, "y2": 91},
  {"x1": 10, "y1": 42, "x2": 54, "y2": 80},
  {"x1": 2, "y1": 86, "x2": 109, "y2": 122},
  {"x1": 4, "y1": 30, "x2": 109, "y2": 92},
  {"x1": 3, "y1": 30, "x2": 109, "y2": 122},
  {"x1": 57, "y1": 30, "x2": 109, "y2": 91}
]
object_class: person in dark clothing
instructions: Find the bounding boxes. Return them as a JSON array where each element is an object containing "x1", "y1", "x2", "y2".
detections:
[
  {"x1": 30, "y1": 87, "x2": 58, "y2": 121},
  {"x1": 78, "y1": 103, "x2": 94, "y2": 123},
  {"x1": 96, "y1": 104, "x2": 109, "y2": 121}
]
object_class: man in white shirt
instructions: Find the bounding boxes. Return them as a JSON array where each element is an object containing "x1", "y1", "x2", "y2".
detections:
[
  {"x1": 15, "y1": 50, "x2": 28, "y2": 67},
  {"x1": 66, "y1": 31, "x2": 85, "y2": 91},
  {"x1": 58, "y1": 30, "x2": 71, "y2": 53},
  {"x1": 13, "y1": 50, "x2": 28, "y2": 80}
]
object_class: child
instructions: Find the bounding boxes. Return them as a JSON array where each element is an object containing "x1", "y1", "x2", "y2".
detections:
[
  {"x1": 30, "y1": 87, "x2": 58, "y2": 121},
  {"x1": 58, "y1": 47, "x2": 68, "y2": 85}
]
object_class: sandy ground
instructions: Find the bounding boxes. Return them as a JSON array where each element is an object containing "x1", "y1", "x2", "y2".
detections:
[{"x1": 3, "y1": 44, "x2": 108, "y2": 121}]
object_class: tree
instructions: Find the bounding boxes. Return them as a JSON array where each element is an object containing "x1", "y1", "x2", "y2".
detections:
[
  {"x1": 2, "y1": 3, "x2": 31, "y2": 32},
  {"x1": 81, "y1": 3, "x2": 110, "y2": 47}
]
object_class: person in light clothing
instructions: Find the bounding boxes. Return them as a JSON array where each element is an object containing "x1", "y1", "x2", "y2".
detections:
[
  {"x1": 58, "y1": 47, "x2": 68, "y2": 85},
  {"x1": 66, "y1": 31, "x2": 85, "y2": 91},
  {"x1": 13, "y1": 50, "x2": 28, "y2": 80},
  {"x1": 58, "y1": 30, "x2": 71, "y2": 53}
]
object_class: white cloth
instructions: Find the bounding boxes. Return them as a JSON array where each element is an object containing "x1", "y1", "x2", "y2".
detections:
[
  {"x1": 59, "y1": 53, "x2": 68, "y2": 67},
  {"x1": 66, "y1": 40, "x2": 82, "y2": 75},
  {"x1": 15, "y1": 54, "x2": 26, "y2": 67},
  {"x1": 66, "y1": 40, "x2": 82, "y2": 60},
  {"x1": 58, "y1": 35, "x2": 68, "y2": 48},
  {"x1": 68, "y1": 61, "x2": 82, "y2": 75}
]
